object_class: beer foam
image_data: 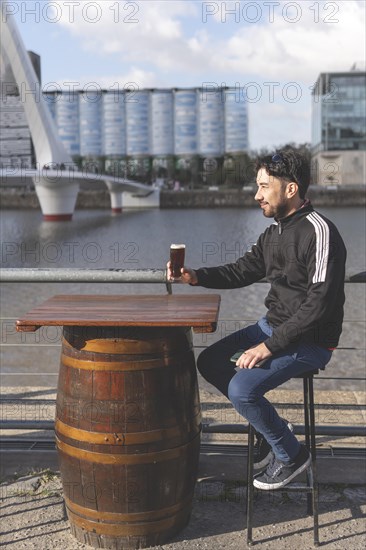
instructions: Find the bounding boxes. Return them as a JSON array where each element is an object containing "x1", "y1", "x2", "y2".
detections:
[{"x1": 170, "y1": 244, "x2": 186, "y2": 249}]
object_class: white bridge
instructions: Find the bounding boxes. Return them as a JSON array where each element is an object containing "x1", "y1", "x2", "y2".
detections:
[
  {"x1": 0, "y1": 0, "x2": 158, "y2": 220},
  {"x1": 0, "y1": 167, "x2": 160, "y2": 220}
]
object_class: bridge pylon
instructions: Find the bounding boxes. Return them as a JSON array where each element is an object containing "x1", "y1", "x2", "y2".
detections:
[{"x1": 1, "y1": 0, "x2": 78, "y2": 221}]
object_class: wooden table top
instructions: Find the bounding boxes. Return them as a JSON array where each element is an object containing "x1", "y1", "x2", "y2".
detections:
[{"x1": 16, "y1": 294, "x2": 221, "y2": 333}]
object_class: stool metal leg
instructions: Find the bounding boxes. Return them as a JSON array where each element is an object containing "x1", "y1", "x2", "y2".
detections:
[
  {"x1": 304, "y1": 374, "x2": 320, "y2": 545},
  {"x1": 308, "y1": 375, "x2": 320, "y2": 546},
  {"x1": 246, "y1": 423, "x2": 255, "y2": 545},
  {"x1": 303, "y1": 376, "x2": 313, "y2": 515}
]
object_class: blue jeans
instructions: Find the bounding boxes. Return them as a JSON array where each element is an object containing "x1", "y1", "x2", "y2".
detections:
[{"x1": 197, "y1": 317, "x2": 332, "y2": 463}]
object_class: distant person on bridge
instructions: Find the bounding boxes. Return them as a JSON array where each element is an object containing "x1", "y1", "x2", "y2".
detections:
[{"x1": 167, "y1": 148, "x2": 347, "y2": 490}]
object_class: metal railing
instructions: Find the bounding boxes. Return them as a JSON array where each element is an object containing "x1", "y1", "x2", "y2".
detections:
[
  {"x1": 0, "y1": 268, "x2": 168, "y2": 283},
  {"x1": 1, "y1": 267, "x2": 365, "y2": 284},
  {"x1": 0, "y1": 268, "x2": 365, "y2": 438}
]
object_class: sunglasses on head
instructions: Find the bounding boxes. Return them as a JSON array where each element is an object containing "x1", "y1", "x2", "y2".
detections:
[{"x1": 272, "y1": 153, "x2": 284, "y2": 163}]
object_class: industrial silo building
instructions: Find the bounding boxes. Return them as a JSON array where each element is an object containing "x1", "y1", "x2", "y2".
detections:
[
  {"x1": 197, "y1": 87, "x2": 224, "y2": 157},
  {"x1": 174, "y1": 89, "x2": 198, "y2": 156},
  {"x1": 125, "y1": 89, "x2": 150, "y2": 156},
  {"x1": 79, "y1": 89, "x2": 103, "y2": 168},
  {"x1": 124, "y1": 89, "x2": 150, "y2": 179},
  {"x1": 150, "y1": 89, "x2": 174, "y2": 156},
  {"x1": 224, "y1": 87, "x2": 248, "y2": 153},
  {"x1": 150, "y1": 89, "x2": 174, "y2": 179},
  {"x1": 41, "y1": 86, "x2": 249, "y2": 183},
  {"x1": 56, "y1": 91, "x2": 80, "y2": 157},
  {"x1": 102, "y1": 91, "x2": 126, "y2": 157}
]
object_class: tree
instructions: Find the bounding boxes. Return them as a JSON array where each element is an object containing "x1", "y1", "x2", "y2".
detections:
[{"x1": 222, "y1": 152, "x2": 255, "y2": 188}]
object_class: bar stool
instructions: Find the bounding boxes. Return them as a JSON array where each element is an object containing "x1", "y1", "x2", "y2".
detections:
[{"x1": 246, "y1": 370, "x2": 320, "y2": 546}]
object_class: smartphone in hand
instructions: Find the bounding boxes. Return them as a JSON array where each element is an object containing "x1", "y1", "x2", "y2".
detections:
[
  {"x1": 230, "y1": 350, "x2": 245, "y2": 363},
  {"x1": 230, "y1": 350, "x2": 267, "y2": 367}
]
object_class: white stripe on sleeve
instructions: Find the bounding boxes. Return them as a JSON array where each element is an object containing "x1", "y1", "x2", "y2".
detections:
[{"x1": 307, "y1": 213, "x2": 330, "y2": 283}]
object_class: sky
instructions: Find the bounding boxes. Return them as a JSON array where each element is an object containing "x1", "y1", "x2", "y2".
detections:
[{"x1": 6, "y1": 0, "x2": 366, "y2": 151}]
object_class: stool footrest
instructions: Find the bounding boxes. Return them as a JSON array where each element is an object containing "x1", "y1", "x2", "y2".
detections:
[{"x1": 256, "y1": 485, "x2": 313, "y2": 493}]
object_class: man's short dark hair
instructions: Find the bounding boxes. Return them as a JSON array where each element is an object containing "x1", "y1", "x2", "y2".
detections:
[{"x1": 255, "y1": 148, "x2": 310, "y2": 199}]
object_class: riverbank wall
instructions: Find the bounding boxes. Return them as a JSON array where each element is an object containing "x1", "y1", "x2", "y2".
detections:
[
  {"x1": 161, "y1": 186, "x2": 366, "y2": 208},
  {"x1": 0, "y1": 185, "x2": 365, "y2": 209}
]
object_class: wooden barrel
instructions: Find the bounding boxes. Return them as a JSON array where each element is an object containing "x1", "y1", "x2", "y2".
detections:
[{"x1": 55, "y1": 325, "x2": 201, "y2": 550}]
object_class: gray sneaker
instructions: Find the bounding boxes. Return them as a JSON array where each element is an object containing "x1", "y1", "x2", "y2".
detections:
[
  {"x1": 253, "y1": 419, "x2": 294, "y2": 471},
  {"x1": 253, "y1": 444, "x2": 311, "y2": 490}
]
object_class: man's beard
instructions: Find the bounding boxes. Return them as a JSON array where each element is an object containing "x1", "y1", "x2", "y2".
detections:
[
  {"x1": 273, "y1": 201, "x2": 290, "y2": 220},
  {"x1": 261, "y1": 198, "x2": 288, "y2": 220},
  {"x1": 263, "y1": 195, "x2": 289, "y2": 220}
]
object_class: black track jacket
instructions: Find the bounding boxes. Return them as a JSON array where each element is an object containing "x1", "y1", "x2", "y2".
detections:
[{"x1": 194, "y1": 203, "x2": 347, "y2": 353}]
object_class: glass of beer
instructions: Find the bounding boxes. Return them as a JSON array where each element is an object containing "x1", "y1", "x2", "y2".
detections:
[{"x1": 170, "y1": 244, "x2": 185, "y2": 279}]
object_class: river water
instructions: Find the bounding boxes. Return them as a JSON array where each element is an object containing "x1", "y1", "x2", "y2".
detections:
[{"x1": 1, "y1": 206, "x2": 365, "y2": 390}]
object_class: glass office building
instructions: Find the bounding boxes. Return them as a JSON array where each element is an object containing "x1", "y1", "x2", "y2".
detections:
[
  {"x1": 311, "y1": 70, "x2": 366, "y2": 185},
  {"x1": 0, "y1": 95, "x2": 33, "y2": 168},
  {"x1": 0, "y1": 49, "x2": 40, "y2": 169},
  {"x1": 312, "y1": 71, "x2": 366, "y2": 153}
]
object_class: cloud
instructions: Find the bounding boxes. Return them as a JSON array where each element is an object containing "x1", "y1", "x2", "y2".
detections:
[
  {"x1": 51, "y1": 0, "x2": 365, "y2": 85},
  {"x1": 201, "y1": 0, "x2": 365, "y2": 82},
  {"x1": 53, "y1": 68, "x2": 159, "y2": 90},
  {"x1": 53, "y1": 1, "x2": 194, "y2": 50},
  {"x1": 45, "y1": 0, "x2": 364, "y2": 148}
]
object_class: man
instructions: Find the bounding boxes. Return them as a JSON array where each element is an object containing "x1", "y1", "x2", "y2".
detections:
[{"x1": 167, "y1": 148, "x2": 347, "y2": 490}]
